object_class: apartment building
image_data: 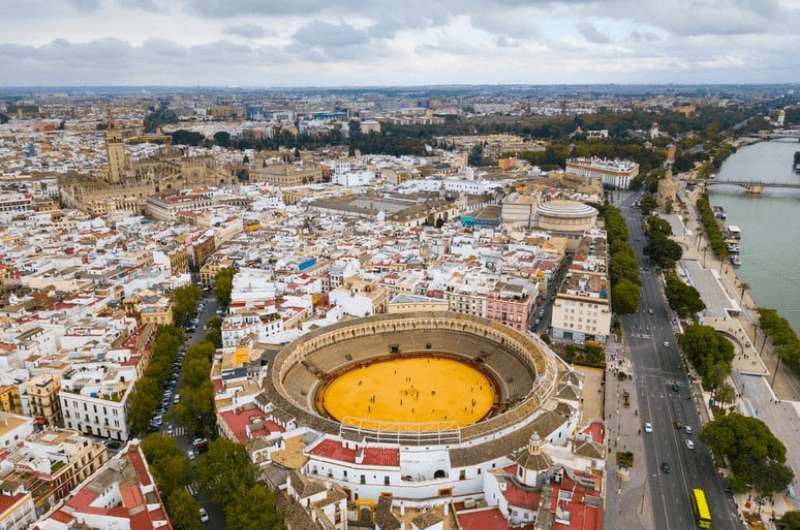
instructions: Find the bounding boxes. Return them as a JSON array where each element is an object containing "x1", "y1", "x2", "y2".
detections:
[
  {"x1": 25, "y1": 374, "x2": 62, "y2": 427},
  {"x1": 551, "y1": 234, "x2": 611, "y2": 344},
  {"x1": 2, "y1": 429, "x2": 107, "y2": 515},
  {"x1": 58, "y1": 363, "x2": 136, "y2": 441},
  {"x1": 0, "y1": 485, "x2": 36, "y2": 530}
]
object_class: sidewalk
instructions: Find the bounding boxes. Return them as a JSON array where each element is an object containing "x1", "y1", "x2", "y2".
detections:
[{"x1": 603, "y1": 338, "x2": 654, "y2": 530}]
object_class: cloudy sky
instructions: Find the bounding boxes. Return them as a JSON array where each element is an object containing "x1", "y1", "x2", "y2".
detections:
[{"x1": 1, "y1": 0, "x2": 799, "y2": 86}]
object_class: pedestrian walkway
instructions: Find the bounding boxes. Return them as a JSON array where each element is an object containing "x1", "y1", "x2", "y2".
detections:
[{"x1": 162, "y1": 426, "x2": 187, "y2": 438}]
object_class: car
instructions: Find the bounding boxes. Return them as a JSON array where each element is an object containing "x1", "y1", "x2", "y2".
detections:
[
  {"x1": 166, "y1": 424, "x2": 174, "y2": 434},
  {"x1": 199, "y1": 508, "x2": 209, "y2": 523},
  {"x1": 187, "y1": 449, "x2": 196, "y2": 460},
  {"x1": 664, "y1": 341, "x2": 670, "y2": 348},
  {"x1": 661, "y1": 461, "x2": 672, "y2": 473},
  {"x1": 648, "y1": 308, "x2": 654, "y2": 315},
  {"x1": 174, "y1": 394, "x2": 181, "y2": 404},
  {"x1": 684, "y1": 425, "x2": 693, "y2": 435},
  {"x1": 644, "y1": 422, "x2": 653, "y2": 433},
  {"x1": 686, "y1": 439, "x2": 695, "y2": 450},
  {"x1": 671, "y1": 383, "x2": 680, "y2": 392},
  {"x1": 674, "y1": 420, "x2": 683, "y2": 430}
]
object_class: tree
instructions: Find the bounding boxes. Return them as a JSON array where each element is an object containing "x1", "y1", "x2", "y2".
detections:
[
  {"x1": 779, "y1": 511, "x2": 800, "y2": 530},
  {"x1": 171, "y1": 130, "x2": 206, "y2": 146},
  {"x1": 214, "y1": 268, "x2": 235, "y2": 308},
  {"x1": 205, "y1": 316, "x2": 223, "y2": 348},
  {"x1": 468, "y1": 144, "x2": 484, "y2": 166},
  {"x1": 609, "y1": 247, "x2": 639, "y2": 285},
  {"x1": 172, "y1": 284, "x2": 201, "y2": 326},
  {"x1": 213, "y1": 131, "x2": 231, "y2": 148},
  {"x1": 127, "y1": 377, "x2": 160, "y2": 434},
  {"x1": 701, "y1": 413, "x2": 793, "y2": 496},
  {"x1": 714, "y1": 382, "x2": 736, "y2": 405},
  {"x1": 167, "y1": 489, "x2": 203, "y2": 530},
  {"x1": 141, "y1": 435, "x2": 193, "y2": 498},
  {"x1": 612, "y1": 278, "x2": 640, "y2": 315},
  {"x1": 644, "y1": 235, "x2": 683, "y2": 268},
  {"x1": 225, "y1": 484, "x2": 285, "y2": 530},
  {"x1": 664, "y1": 272, "x2": 705, "y2": 319},
  {"x1": 639, "y1": 194, "x2": 657, "y2": 215},
  {"x1": 678, "y1": 325, "x2": 733, "y2": 389},
  {"x1": 196, "y1": 438, "x2": 256, "y2": 507},
  {"x1": 645, "y1": 216, "x2": 672, "y2": 238}
]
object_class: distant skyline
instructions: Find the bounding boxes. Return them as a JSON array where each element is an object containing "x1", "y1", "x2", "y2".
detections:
[{"x1": 1, "y1": 0, "x2": 800, "y2": 87}]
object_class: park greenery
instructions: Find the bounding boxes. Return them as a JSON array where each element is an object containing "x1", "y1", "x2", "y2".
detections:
[
  {"x1": 144, "y1": 107, "x2": 178, "y2": 133},
  {"x1": 127, "y1": 326, "x2": 186, "y2": 434},
  {"x1": 602, "y1": 205, "x2": 641, "y2": 315},
  {"x1": 141, "y1": 435, "x2": 202, "y2": 530},
  {"x1": 214, "y1": 267, "x2": 236, "y2": 308},
  {"x1": 562, "y1": 341, "x2": 605, "y2": 368},
  {"x1": 678, "y1": 324, "x2": 734, "y2": 390},
  {"x1": 664, "y1": 272, "x2": 705, "y2": 320},
  {"x1": 196, "y1": 438, "x2": 285, "y2": 530},
  {"x1": 758, "y1": 308, "x2": 800, "y2": 375},
  {"x1": 701, "y1": 413, "x2": 794, "y2": 496},
  {"x1": 172, "y1": 284, "x2": 202, "y2": 327},
  {"x1": 696, "y1": 194, "x2": 730, "y2": 259}
]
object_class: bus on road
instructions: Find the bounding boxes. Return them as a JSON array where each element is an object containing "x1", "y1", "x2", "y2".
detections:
[{"x1": 691, "y1": 488, "x2": 712, "y2": 528}]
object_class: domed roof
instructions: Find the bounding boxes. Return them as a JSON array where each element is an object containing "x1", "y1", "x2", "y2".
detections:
[{"x1": 536, "y1": 200, "x2": 598, "y2": 219}]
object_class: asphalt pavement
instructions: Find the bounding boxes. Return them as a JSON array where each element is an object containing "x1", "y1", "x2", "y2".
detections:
[
  {"x1": 156, "y1": 290, "x2": 226, "y2": 530},
  {"x1": 614, "y1": 191, "x2": 743, "y2": 530}
]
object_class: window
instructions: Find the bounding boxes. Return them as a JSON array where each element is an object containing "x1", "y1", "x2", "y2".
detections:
[
  {"x1": 360, "y1": 475, "x2": 366, "y2": 485},
  {"x1": 384, "y1": 476, "x2": 390, "y2": 485}
]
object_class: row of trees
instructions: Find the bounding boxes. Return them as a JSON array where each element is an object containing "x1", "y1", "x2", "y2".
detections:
[
  {"x1": 702, "y1": 413, "x2": 794, "y2": 497},
  {"x1": 172, "y1": 284, "x2": 202, "y2": 327},
  {"x1": 664, "y1": 272, "x2": 705, "y2": 320},
  {"x1": 196, "y1": 438, "x2": 285, "y2": 529},
  {"x1": 603, "y1": 205, "x2": 641, "y2": 315},
  {"x1": 678, "y1": 324, "x2": 734, "y2": 391},
  {"x1": 169, "y1": 340, "x2": 216, "y2": 438},
  {"x1": 127, "y1": 326, "x2": 185, "y2": 434},
  {"x1": 696, "y1": 194, "x2": 730, "y2": 258},
  {"x1": 141, "y1": 435, "x2": 203, "y2": 530},
  {"x1": 214, "y1": 267, "x2": 236, "y2": 308},
  {"x1": 758, "y1": 308, "x2": 800, "y2": 375},
  {"x1": 643, "y1": 215, "x2": 683, "y2": 268}
]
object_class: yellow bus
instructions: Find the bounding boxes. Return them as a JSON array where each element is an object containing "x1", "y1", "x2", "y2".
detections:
[{"x1": 691, "y1": 488, "x2": 712, "y2": 528}]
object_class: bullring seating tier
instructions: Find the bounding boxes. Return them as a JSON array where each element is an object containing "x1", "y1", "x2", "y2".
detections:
[{"x1": 266, "y1": 312, "x2": 560, "y2": 445}]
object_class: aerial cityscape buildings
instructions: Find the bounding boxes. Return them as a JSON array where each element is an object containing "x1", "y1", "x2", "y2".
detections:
[{"x1": 1, "y1": 4, "x2": 800, "y2": 528}]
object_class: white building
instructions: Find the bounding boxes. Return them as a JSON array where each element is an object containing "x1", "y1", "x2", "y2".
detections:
[
  {"x1": 565, "y1": 157, "x2": 639, "y2": 190},
  {"x1": 58, "y1": 363, "x2": 136, "y2": 441}
]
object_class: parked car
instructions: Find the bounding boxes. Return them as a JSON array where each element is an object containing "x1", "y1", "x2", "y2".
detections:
[
  {"x1": 664, "y1": 341, "x2": 671, "y2": 348},
  {"x1": 644, "y1": 422, "x2": 653, "y2": 433},
  {"x1": 174, "y1": 394, "x2": 181, "y2": 404},
  {"x1": 684, "y1": 425, "x2": 693, "y2": 435},
  {"x1": 199, "y1": 507, "x2": 209, "y2": 523},
  {"x1": 661, "y1": 461, "x2": 672, "y2": 473},
  {"x1": 686, "y1": 439, "x2": 695, "y2": 450},
  {"x1": 187, "y1": 449, "x2": 196, "y2": 460}
]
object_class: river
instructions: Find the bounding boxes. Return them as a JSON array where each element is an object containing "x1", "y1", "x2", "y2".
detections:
[{"x1": 709, "y1": 139, "x2": 800, "y2": 333}]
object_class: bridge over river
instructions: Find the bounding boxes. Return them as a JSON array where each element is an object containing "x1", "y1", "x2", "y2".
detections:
[{"x1": 686, "y1": 179, "x2": 800, "y2": 194}]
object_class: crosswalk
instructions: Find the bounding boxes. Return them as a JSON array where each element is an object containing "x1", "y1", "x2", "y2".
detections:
[
  {"x1": 185, "y1": 483, "x2": 198, "y2": 496},
  {"x1": 161, "y1": 426, "x2": 187, "y2": 437}
]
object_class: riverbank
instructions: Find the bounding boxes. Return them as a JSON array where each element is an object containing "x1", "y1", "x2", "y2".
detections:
[{"x1": 676, "y1": 178, "x2": 800, "y2": 400}]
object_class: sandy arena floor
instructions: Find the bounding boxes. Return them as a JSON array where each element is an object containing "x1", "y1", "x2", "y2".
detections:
[{"x1": 320, "y1": 356, "x2": 496, "y2": 431}]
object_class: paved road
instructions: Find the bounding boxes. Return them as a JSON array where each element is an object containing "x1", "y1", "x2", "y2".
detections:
[
  {"x1": 157, "y1": 291, "x2": 226, "y2": 530},
  {"x1": 615, "y1": 191, "x2": 743, "y2": 530}
]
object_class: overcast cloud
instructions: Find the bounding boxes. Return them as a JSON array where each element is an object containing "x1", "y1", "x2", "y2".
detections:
[{"x1": 0, "y1": 0, "x2": 799, "y2": 85}]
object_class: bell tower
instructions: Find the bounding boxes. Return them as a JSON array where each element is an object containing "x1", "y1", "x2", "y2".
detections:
[{"x1": 105, "y1": 112, "x2": 128, "y2": 183}]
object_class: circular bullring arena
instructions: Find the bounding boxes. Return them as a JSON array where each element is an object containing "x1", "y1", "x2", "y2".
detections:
[{"x1": 264, "y1": 312, "x2": 561, "y2": 445}]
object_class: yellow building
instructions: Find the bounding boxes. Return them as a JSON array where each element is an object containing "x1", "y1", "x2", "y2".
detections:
[
  {"x1": 25, "y1": 374, "x2": 62, "y2": 426},
  {"x1": 0, "y1": 385, "x2": 23, "y2": 415}
]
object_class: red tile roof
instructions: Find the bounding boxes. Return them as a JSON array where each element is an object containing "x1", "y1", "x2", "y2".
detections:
[
  {"x1": 220, "y1": 407, "x2": 284, "y2": 443},
  {"x1": 308, "y1": 439, "x2": 400, "y2": 467},
  {"x1": 457, "y1": 508, "x2": 515, "y2": 530}
]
